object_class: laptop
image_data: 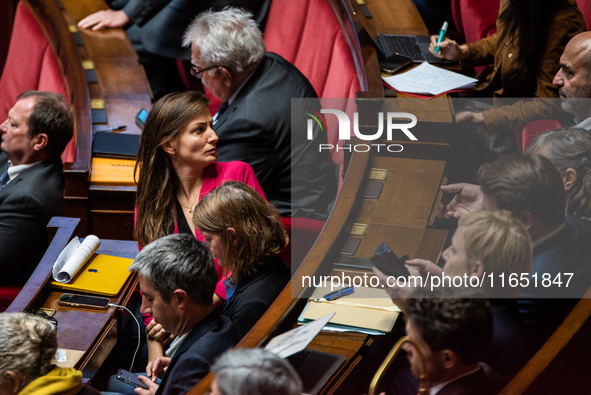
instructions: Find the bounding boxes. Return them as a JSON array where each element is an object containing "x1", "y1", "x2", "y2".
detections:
[
  {"x1": 265, "y1": 313, "x2": 346, "y2": 395},
  {"x1": 376, "y1": 34, "x2": 453, "y2": 64}
]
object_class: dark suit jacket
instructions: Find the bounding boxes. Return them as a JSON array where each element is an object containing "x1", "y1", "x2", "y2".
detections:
[
  {"x1": 156, "y1": 312, "x2": 238, "y2": 395},
  {"x1": 214, "y1": 53, "x2": 338, "y2": 219},
  {"x1": 116, "y1": 0, "x2": 271, "y2": 59},
  {"x1": 518, "y1": 216, "x2": 591, "y2": 348},
  {"x1": 0, "y1": 152, "x2": 64, "y2": 285},
  {"x1": 222, "y1": 255, "x2": 291, "y2": 338},
  {"x1": 437, "y1": 363, "x2": 502, "y2": 395}
]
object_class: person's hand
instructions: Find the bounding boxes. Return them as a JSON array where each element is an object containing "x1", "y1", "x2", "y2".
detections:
[
  {"x1": 455, "y1": 111, "x2": 484, "y2": 125},
  {"x1": 146, "y1": 356, "x2": 171, "y2": 382},
  {"x1": 429, "y1": 36, "x2": 468, "y2": 61},
  {"x1": 146, "y1": 321, "x2": 174, "y2": 346},
  {"x1": 134, "y1": 375, "x2": 158, "y2": 395},
  {"x1": 438, "y1": 183, "x2": 482, "y2": 219},
  {"x1": 77, "y1": 9, "x2": 130, "y2": 30},
  {"x1": 405, "y1": 259, "x2": 442, "y2": 277},
  {"x1": 372, "y1": 266, "x2": 413, "y2": 312}
]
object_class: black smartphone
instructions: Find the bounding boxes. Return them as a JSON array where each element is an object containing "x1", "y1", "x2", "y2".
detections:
[
  {"x1": 135, "y1": 108, "x2": 148, "y2": 130},
  {"x1": 370, "y1": 243, "x2": 410, "y2": 277},
  {"x1": 58, "y1": 293, "x2": 110, "y2": 309},
  {"x1": 379, "y1": 53, "x2": 413, "y2": 75},
  {"x1": 116, "y1": 369, "x2": 149, "y2": 390}
]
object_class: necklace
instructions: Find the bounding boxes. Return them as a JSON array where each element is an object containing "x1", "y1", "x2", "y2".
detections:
[{"x1": 178, "y1": 192, "x2": 199, "y2": 214}]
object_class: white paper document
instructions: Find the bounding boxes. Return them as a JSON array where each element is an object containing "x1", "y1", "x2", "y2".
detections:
[
  {"x1": 52, "y1": 235, "x2": 100, "y2": 283},
  {"x1": 265, "y1": 313, "x2": 335, "y2": 358},
  {"x1": 383, "y1": 62, "x2": 477, "y2": 95}
]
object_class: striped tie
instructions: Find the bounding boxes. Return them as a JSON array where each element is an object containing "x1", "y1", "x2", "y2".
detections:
[
  {"x1": 0, "y1": 169, "x2": 8, "y2": 191},
  {"x1": 213, "y1": 102, "x2": 229, "y2": 125}
]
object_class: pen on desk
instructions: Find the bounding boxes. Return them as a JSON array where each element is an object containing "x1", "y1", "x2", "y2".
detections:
[
  {"x1": 98, "y1": 125, "x2": 127, "y2": 133},
  {"x1": 434, "y1": 21, "x2": 448, "y2": 55},
  {"x1": 323, "y1": 286, "x2": 355, "y2": 301}
]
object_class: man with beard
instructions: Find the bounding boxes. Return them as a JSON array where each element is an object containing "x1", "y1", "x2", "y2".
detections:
[{"x1": 553, "y1": 31, "x2": 591, "y2": 129}]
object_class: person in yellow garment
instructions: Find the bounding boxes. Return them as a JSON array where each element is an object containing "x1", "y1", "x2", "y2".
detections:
[{"x1": 0, "y1": 312, "x2": 99, "y2": 395}]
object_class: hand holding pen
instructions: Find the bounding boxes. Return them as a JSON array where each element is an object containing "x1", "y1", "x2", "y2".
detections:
[{"x1": 428, "y1": 22, "x2": 469, "y2": 61}]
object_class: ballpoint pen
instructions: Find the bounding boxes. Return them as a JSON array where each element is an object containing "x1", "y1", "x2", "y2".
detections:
[
  {"x1": 434, "y1": 21, "x2": 449, "y2": 55},
  {"x1": 322, "y1": 286, "x2": 355, "y2": 301},
  {"x1": 97, "y1": 125, "x2": 127, "y2": 133}
]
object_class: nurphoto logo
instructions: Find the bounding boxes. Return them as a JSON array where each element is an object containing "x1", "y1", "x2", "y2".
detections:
[{"x1": 304, "y1": 108, "x2": 418, "y2": 153}]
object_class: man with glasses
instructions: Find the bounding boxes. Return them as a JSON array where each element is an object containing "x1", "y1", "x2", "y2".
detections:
[{"x1": 183, "y1": 8, "x2": 338, "y2": 220}]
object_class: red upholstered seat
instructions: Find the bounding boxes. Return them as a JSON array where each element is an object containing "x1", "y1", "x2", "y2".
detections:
[
  {"x1": 0, "y1": 1, "x2": 73, "y2": 163},
  {"x1": 576, "y1": 0, "x2": 591, "y2": 29},
  {"x1": 451, "y1": 0, "x2": 500, "y2": 74},
  {"x1": 517, "y1": 119, "x2": 562, "y2": 153},
  {"x1": 264, "y1": 0, "x2": 361, "y2": 267},
  {"x1": 264, "y1": 0, "x2": 360, "y2": 188},
  {"x1": 0, "y1": 287, "x2": 21, "y2": 312}
]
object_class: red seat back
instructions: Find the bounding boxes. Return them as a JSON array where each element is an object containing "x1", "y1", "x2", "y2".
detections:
[
  {"x1": 0, "y1": 1, "x2": 73, "y2": 163},
  {"x1": 576, "y1": 0, "x2": 591, "y2": 29},
  {"x1": 452, "y1": 0, "x2": 500, "y2": 74},
  {"x1": 518, "y1": 119, "x2": 562, "y2": 153},
  {"x1": 264, "y1": 0, "x2": 360, "y2": 188}
]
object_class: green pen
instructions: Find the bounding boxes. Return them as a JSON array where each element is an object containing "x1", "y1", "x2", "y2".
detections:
[{"x1": 434, "y1": 21, "x2": 449, "y2": 55}]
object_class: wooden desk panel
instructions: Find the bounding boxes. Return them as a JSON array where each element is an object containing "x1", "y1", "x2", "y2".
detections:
[
  {"x1": 30, "y1": 0, "x2": 151, "y2": 239},
  {"x1": 7, "y1": 217, "x2": 139, "y2": 375}
]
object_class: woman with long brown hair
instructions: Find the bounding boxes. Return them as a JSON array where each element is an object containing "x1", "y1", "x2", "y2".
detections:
[
  {"x1": 431, "y1": 0, "x2": 585, "y2": 133},
  {"x1": 134, "y1": 91, "x2": 265, "y2": 304}
]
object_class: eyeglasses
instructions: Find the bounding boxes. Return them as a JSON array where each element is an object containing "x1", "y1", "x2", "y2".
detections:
[{"x1": 190, "y1": 64, "x2": 228, "y2": 78}]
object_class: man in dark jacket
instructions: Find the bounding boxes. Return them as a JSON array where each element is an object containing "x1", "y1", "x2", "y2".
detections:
[{"x1": 0, "y1": 90, "x2": 72, "y2": 283}]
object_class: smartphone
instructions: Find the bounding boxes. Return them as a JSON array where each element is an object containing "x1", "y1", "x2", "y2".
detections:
[
  {"x1": 58, "y1": 293, "x2": 110, "y2": 309},
  {"x1": 116, "y1": 369, "x2": 149, "y2": 390},
  {"x1": 370, "y1": 243, "x2": 410, "y2": 277},
  {"x1": 135, "y1": 108, "x2": 148, "y2": 130},
  {"x1": 379, "y1": 53, "x2": 413, "y2": 75}
]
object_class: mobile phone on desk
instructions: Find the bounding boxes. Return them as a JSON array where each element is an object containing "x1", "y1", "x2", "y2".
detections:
[
  {"x1": 370, "y1": 243, "x2": 410, "y2": 277},
  {"x1": 116, "y1": 369, "x2": 149, "y2": 390},
  {"x1": 135, "y1": 108, "x2": 148, "y2": 130},
  {"x1": 379, "y1": 53, "x2": 413, "y2": 75},
  {"x1": 58, "y1": 293, "x2": 110, "y2": 309}
]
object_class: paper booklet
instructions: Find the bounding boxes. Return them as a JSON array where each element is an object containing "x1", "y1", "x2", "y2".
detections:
[
  {"x1": 52, "y1": 235, "x2": 100, "y2": 283},
  {"x1": 298, "y1": 286, "x2": 401, "y2": 334},
  {"x1": 382, "y1": 62, "x2": 477, "y2": 96}
]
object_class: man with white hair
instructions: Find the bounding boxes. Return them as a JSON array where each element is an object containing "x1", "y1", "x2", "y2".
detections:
[{"x1": 183, "y1": 8, "x2": 337, "y2": 220}]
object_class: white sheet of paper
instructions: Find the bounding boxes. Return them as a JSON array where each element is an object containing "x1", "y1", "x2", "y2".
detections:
[
  {"x1": 383, "y1": 62, "x2": 477, "y2": 95},
  {"x1": 265, "y1": 313, "x2": 335, "y2": 358},
  {"x1": 52, "y1": 235, "x2": 100, "y2": 283}
]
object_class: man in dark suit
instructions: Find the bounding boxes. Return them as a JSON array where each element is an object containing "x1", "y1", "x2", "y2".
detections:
[
  {"x1": 129, "y1": 234, "x2": 238, "y2": 395},
  {"x1": 78, "y1": 0, "x2": 271, "y2": 99},
  {"x1": 403, "y1": 287, "x2": 502, "y2": 395},
  {"x1": 441, "y1": 153, "x2": 591, "y2": 347},
  {"x1": 477, "y1": 153, "x2": 591, "y2": 347},
  {"x1": 0, "y1": 91, "x2": 72, "y2": 284},
  {"x1": 183, "y1": 8, "x2": 337, "y2": 219}
]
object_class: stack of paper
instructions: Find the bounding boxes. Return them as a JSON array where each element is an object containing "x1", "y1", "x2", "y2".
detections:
[
  {"x1": 298, "y1": 286, "x2": 400, "y2": 335},
  {"x1": 383, "y1": 62, "x2": 477, "y2": 96}
]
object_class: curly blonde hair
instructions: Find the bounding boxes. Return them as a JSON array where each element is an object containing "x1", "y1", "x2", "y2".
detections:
[{"x1": 0, "y1": 313, "x2": 57, "y2": 391}]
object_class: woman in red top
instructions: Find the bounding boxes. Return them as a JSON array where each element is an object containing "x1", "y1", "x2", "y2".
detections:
[{"x1": 134, "y1": 91, "x2": 265, "y2": 305}]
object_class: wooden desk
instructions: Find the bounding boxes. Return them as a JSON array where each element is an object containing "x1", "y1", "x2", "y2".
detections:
[
  {"x1": 7, "y1": 217, "x2": 139, "y2": 377},
  {"x1": 186, "y1": 0, "x2": 452, "y2": 393},
  {"x1": 27, "y1": 0, "x2": 151, "y2": 241}
]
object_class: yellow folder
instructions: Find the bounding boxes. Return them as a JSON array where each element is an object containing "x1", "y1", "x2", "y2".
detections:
[
  {"x1": 51, "y1": 254, "x2": 133, "y2": 297},
  {"x1": 90, "y1": 157, "x2": 138, "y2": 186}
]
